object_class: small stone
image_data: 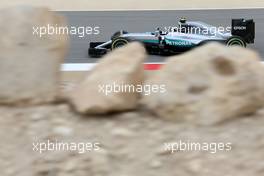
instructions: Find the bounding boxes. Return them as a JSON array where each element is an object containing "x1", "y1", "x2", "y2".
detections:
[
  {"x1": 150, "y1": 160, "x2": 162, "y2": 169},
  {"x1": 111, "y1": 128, "x2": 134, "y2": 138},
  {"x1": 188, "y1": 159, "x2": 203, "y2": 173},
  {"x1": 31, "y1": 113, "x2": 45, "y2": 121},
  {"x1": 53, "y1": 126, "x2": 73, "y2": 136}
]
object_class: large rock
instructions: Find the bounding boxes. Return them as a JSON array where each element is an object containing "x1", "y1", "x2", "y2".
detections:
[
  {"x1": 0, "y1": 7, "x2": 68, "y2": 105},
  {"x1": 142, "y1": 43, "x2": 264, "y2": 125},
  {"x1": 69, "y1": 42, "x2": 147, "y2": 114}
]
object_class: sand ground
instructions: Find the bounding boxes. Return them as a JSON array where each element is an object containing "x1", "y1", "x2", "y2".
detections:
[
  {"x1": 1, "y1": 104, "x2": 264, "y2": 175},
  {"x1": 1, "y1": 0, "x2": 264, "y2": 10}
]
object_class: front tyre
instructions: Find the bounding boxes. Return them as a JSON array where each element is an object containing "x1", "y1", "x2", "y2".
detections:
[
  {"x1": 226, "y1": 36, "x2": 246, "y2": 47},
  {"x1": 111, "y1": 38, "x2": 130, "y2": 50},
  {"x1": 111, "y1": 30, "x2": 128, "y2": 40}
]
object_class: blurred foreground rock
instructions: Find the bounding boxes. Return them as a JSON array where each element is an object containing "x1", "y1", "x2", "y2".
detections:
[
  {"x1": 0, "y1": 7, "x2": 68, "y2": 105},
  {"x1": 69, "y1": 42, "x2": 147, "y2": 114},
  {"x1": 143, "y1": 43, "x2": 264, "y2": 125}
]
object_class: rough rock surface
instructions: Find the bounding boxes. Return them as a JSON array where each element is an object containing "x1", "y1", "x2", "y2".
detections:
[
  {"x1": 0, "y1": 104, "x2": 264, "y2": 176},
  {"x1": 69, "y1": 42, "x2": 147, "y2": 114},
  {"x1": 142, "y1": 43, "x2": 264, "y2": 125},
  {"x1": 0, "y1": 7, "x2": 68, "y2": 105}
]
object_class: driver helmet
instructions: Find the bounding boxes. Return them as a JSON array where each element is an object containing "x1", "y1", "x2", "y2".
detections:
[{"x1": 179, "y1": 17, "x2": 187, "y2": 24}]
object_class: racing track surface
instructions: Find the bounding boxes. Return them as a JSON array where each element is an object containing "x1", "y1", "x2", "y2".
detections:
[{"x1": 59, "y1": 9, "x2": 264, "y2": 63}]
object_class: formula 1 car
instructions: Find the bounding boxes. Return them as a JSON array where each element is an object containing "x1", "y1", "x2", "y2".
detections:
[{"x1": 88, "y1": 18, "x2": 255, "y2": 57}]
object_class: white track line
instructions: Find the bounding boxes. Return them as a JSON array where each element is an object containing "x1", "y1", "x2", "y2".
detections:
[
  {"x1": 61, "y1": 63, "x2": 164, "y2": 71},
  {"x1": 61, "y1": 62, "x2": 264, "y2": 71},
  {"x1": 62, "y1": 63, "x2": 95, "y2": 71}
]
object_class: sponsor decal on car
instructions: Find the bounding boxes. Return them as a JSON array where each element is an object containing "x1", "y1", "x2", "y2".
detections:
[
  {"x1": 165, "y1": 39, "x2": 193, "y2": 47},
  {"x1": 233, "y1": 26, "x2": 247, "y2": 30},
  {"x1": 142, "y1": 39, "x2": 160, "y2": 44}
]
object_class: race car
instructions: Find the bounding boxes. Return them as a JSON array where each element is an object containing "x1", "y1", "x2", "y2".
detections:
[{"x1": 88, "y1": 18, "x2": 255, "y2": 57}]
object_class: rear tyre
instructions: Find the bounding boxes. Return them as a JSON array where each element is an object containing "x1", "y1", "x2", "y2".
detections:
[
  {"x1": 226, "y1": 36, "x2": 246, "y2": 47},
  {"x1": 111, "y1": 38, "x2": 130, "y2": 50}
]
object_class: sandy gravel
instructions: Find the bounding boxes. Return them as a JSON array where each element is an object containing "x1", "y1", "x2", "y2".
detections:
[{"x1": 1, "y1": 104, "x2": 264, "y2": 175}]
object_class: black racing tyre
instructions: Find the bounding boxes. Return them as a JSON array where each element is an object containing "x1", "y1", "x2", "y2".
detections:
[
  {"x1": 111, "y1": 38, "x2": 130, "y2": 50},
  {"x1": 226, "y1": 36, "x2": 246, "y2": 47}
]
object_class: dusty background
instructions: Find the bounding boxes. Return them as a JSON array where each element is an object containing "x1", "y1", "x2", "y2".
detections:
[{"x1": 1, "y1": 0, "x2": 264, "y2": 10}]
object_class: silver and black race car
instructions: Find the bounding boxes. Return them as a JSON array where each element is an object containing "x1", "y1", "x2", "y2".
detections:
[{"x1": 88, "y1": 18, "x2": 255, "y2": 57}]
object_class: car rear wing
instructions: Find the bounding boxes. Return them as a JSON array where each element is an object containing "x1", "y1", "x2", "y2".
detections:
[{"x1": 231, "y1": 19, "x2": 255, "y2": 44}]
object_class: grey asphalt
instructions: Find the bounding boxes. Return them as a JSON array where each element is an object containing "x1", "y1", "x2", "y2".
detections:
[{"x1": 59, "y1": 9, "x2": 264, "y2": 63}]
